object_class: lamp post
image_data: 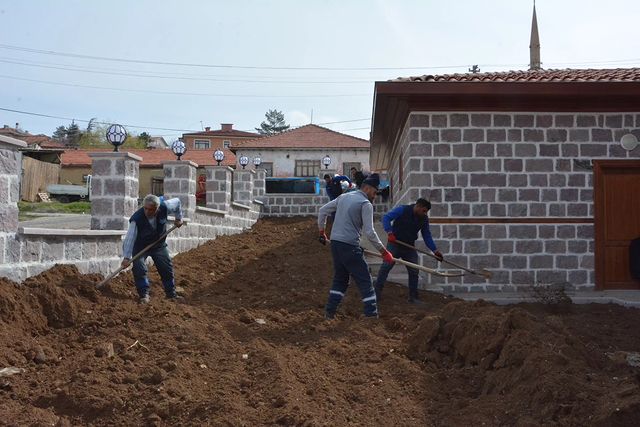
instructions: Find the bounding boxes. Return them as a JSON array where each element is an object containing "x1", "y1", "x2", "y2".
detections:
[
  {"x1": 239, "y1": 154, "x2": 249, "y2": 169},
  {"x1": 171, "y1": 140, "x2": 187, "y2": 161},
  {"x1": 213, "y1": 149, "x2": 224, "y2": 166},
  {"x1": 106, "y1": 124, "x2": 127, "y2": 152},
  {"x1": 253, "y1": 155, "x2": 262, "y2": 169},
  {"x1": 322, "y1": 154, "x2": 331, "y2": 169}
]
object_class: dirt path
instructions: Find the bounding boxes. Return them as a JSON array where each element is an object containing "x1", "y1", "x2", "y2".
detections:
[{"x1": 1, "y1": 217, "x2": 639, "y2": 426}]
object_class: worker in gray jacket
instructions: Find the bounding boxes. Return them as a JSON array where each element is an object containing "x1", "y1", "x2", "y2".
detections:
[{"x1": 317, "y1": 173, "x2": 394, "y2": 319}]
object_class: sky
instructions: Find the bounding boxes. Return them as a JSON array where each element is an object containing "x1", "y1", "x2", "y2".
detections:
[{"x1": 1, "y1": 0, "x2": 639, "y2": 142}]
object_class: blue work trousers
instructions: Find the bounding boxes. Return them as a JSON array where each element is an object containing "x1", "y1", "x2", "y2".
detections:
[
  {"x1": 325, "y1": 240, "x2": 378, "y2": 317},
  {"x1": 374, "y1": 243, "x2": 419, "y2": 297},
  {"x1": 131, "y1": 245, "x2": 176, "y2": 298}
]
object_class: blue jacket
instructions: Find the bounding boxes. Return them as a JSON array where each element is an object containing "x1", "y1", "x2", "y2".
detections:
[
  {"x1": 382, "y1": 204, "x2": 437, "y2": 251},
  {"x1": 326, "y1": 175, "x2": 351, "y2": 200},
  {"x1": 130, "y1": 202, "x2": 168, "y2": 254}
]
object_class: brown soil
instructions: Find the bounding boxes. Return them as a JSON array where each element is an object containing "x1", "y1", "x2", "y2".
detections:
[{"x1": 1, "y1": 217, "x2": 640, "y2": 426}]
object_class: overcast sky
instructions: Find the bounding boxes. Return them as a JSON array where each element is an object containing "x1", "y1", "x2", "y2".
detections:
[{"x1": 1, "y1": 0, "x2": 639, "y2": 141}]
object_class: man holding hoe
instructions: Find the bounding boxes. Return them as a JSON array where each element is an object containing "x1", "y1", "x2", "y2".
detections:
[
  {"x1": 121, "y1": 194, "x2": 184, "y2": 304},
  {"x1": 318, "y1": 173, "x2": 393, "y2": 319}
]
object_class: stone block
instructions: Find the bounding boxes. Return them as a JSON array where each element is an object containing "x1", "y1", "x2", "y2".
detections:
[
  {"x1": 475, "y1": 143, "x2": 495, "y2": 157},
  {"x1": 503, "y1": 255, "x2": 527, "y2": 269},
  {"x1": 487, "y1": 129, "x2": 506, "y2": 142},
  {"x1": 577, "y1": 225, "x2": 594, "y2": 239},
  {"x1": 498, "y1": 188, "x2": 517, "y2": 202},
  {"x1": 545, "y1": 129, "x2": 567, "y2": 143},
  {"x1": 545, "y1": 240, "x2": 567, "y2": 253},
  {"x1": 461, "y1": 158, "x2": 485, "y2": 171},
  {"x1": 420, "y1": 130, "x2": 439, "y2": 142},
  {"x1": 409, "y1": 143, "x2": 432, "y2": 156},
  {"x1": 519, "y1": 189, "x2": 540, "y2": 201},
  {"x1": 459, "y1": 225, "x2": 482, "y2": 238},
  {"x1": 21, "y1": 238, "x2": 41, "y2": 262},
  {"x1": 556, "y1": 255, "x2": 579, "y2": 269},
  {"x1": 450, "y1": 203, "x2": 470, "y2": 216},
  {"x1": 523, "y1": 129, "x2": 544, "y2": 142},
  {"x1": 576, "y1": 115, "x2": 596, "y2": 127},
  {"x1": 514, "y1": 143, "x2": 536, "y2": 157},
  {"x1": 580, "y1": 144, "x2": 608, "y2": 157},
  {"x1": 433, "y1": 144, "x2": 451, "y2": 157},
  {"x1": 0, "y1": 176, "x2": 9, "y2": 204},
  {"x1": 104, "y1": 217, "x2": 128, "y2": 230},
  {"x1": 529, "y1": 203, "x2": 546, "y2": 216},
  {"x1": 605, "y1": 115, "x2": 623, "y2": 128},
  {"x1": 496, "y1": 144, "x2": 513, "y2": 157},
  {"x1": 456, "y1": 173, "x2": 469, "y2": 187},
  {"x1": 452, "y1": 143, "x2": 473, "y2": 157},
  {"x1": 104, "y1": 178, "x2": 125, "y2": 195},
  {"x1": 440, "y1": 158, "x2": 459, "y2": 172},
  {"x1": 515, "y1": 240, "x2": 542, "y2": 254},
  {"x1": 41, "y1": 237, "x2": 64, "y2": 262},
  {"x1": 548, "y1": 203, "x2": 566, "y2": 216},
  {"x1": 463, "y1": 129, "x2": 484, "y2": 142},
  {"x1": 568, "y1": 240, "x2": 588, "y2": 254},
  {"x1": 441, "y1": 129, "x2": 461, "y2": 142},
  {"x1": 568, "y1": 270, "x2": 588, "y2": 285},
  {"x1": 557, "y1": 225, "x2": 576, "y2": 239},
  {"x1": 464, "y1": 189, "x2": 479, "y2": 202},
  {"x1": 509, "y1": 225, "x2": 536, "y2": 239},
  {"x1": 529, "y1": 174, "x2": 548, "y2": 186},
  {"x1": 444, "y1": 188, "x2": 462, "y2": 202},
  {"x1": 536, "y1": 270, "x2": 568, "y2": 285},
  {"x1": 555, "y1": 115, "x2": 575, "y2": 127},
  {"x1": 569, "y1": 129, "x2": 590, "y2": 142},
  {"x1": 507, "y1": 129, "x2": 522, "y2": 142},
  {"x1": 5, "y1": 237, "x2": 20, "y2": 263},
  {"x1": 0, "y1": 206, "x2": 19, "y2": 233},
  {"x1": 472, "y1": 204, "x2": 488, "y2": 216},
  {"x1": 591, "y1": 129, "x2": 612, "y2": 142},
  {"x1": 539, "y1": 144, "x2": 560, "y2": 157},
  {"x1": 464, "y1": 240, "x2": 488, "y2": 254},
  {"x1": 409, "y1": 129, "x2": 419, "y2": 141},
  {"x1": 493, "y1": 114, "x2": 512, "y2": 127},
  {"x1": 624, "y1": 114, "x2": 635, "y2": 127},
  {"x1": 92, "y1": 159, "x2": 112, "y2": 176},
  {"x1": 538, "y1": 225, "x2": 555, "y2": 239},
  {"x1": 560, "y1": 188, "x2": 579, "y2": 201},
  {"x1": 508, "y1": 203, "x2": 528, "y2": 217},
  {"x1": 409, "y1": 114, "x2": 429, "y2": 127},
  {"x1": 536, "y1": 115, "x2": 553, "y2": 128},
  {"x1": 484, "y1": 224, "x2": 507, "y2": 239},
  {"x1": 561, "y1": 144, "x2": 579, "y2": 157},
  {"x1": 480, "y1": 188, "x2": 496, "y2": 202},
  {"x1": 514, "y1": 114, "x2": 534, "y2": 127},
  {"x1": 470, "y1": 114, "x2": 491, "y2": 127},
  {"x1": 508, "y1": 174, "x2": 527, "y2": 187},
  {"x1": 530, "y1": 255, "x2": 553, "y2": 269},
  {"x1": 450, "y1": 114, "x2": 469, "y2": 127},
  {"x1": 430, "y1": 114, "x2": 447, "y2": 127},
  {"x1": 491, "y1": 240, "x2": 514, "y2": 254},
  {"x1": 470, "y1": 173, "x2": 506, "y2": 187},
  {"x1": 504, "y1": 159, "x2": 523, "y2": 172}
]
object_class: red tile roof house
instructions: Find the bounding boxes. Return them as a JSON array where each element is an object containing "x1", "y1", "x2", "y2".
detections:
[
  {"x1": 60, "y1": 147, "x2": 237, "y2": 197},
  {"x1": 230, "y1": 124, "x2": 370, "y2": 178},
  {"x1": 371, "y1": 68, "x2": 640, "y2": 293}
]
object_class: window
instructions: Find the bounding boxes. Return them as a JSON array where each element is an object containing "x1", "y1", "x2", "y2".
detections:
[
  {"x1": 223, "y1": 140, "x2": 231, "y2": 149},
  {"x1": 194, "y1": 139, "x2": 210, "y2": 149},
  {"x1": 343, "y1": 162, "x2": 361, "y2": 177},
  {"x1": 261, "y1": 162, "x2": 273, "y2": 177},
  {"x1": 151, "y1": 177, "x2": 164, "y2": 196},
  {"x1": 295, "y1": 160, "x2": 321, "y2": 177}
]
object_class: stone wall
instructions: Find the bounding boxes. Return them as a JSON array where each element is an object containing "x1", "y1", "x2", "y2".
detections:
[
  {"x1": 396, "y1": 111, "x2": 640, "y2": 292},
  {"x1": 262, "y1": 193, "x2": 389, "y2": 217},
  {"x1": 0, "y1": 142, "x2": 264, "y2": 283}
]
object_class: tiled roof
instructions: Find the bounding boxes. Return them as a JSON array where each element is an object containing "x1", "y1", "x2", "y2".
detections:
[
  {"x1": 22, "y1": 135, "x2": 65, "y2": 149},
  {"x1": 231, "y1": 124, "x2": 369, "y2": 150},
  {"x1": 182, "y1": 129, "x2": 262, "y2": 138},
  {"x1": 392, "y1": 68, "x2": 640, "y2": 83},
  {"x1": 60, "y1": 148, "x2": 236, "y2": 167}
]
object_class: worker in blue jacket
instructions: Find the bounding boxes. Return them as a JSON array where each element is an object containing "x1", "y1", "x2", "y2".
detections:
[
  {"x1": 324, "y1": 174, "x2": 351, "y2": 201},
  {"x1": 374, "y1": 198, "x2": 443, "y2": 303}
]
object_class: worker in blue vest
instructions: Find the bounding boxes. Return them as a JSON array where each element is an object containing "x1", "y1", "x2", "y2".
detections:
[
  {"x1": 121, "y1": 194, "x2": 184, "y2": 304},
  {"x1": 374, "y1": 198, "x2": 443, "y2": 303}
]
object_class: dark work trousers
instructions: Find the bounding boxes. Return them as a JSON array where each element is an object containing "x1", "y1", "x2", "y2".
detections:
[
  {"x1": 131, "y1": 245, "x2": 176, "y2": 298},
  {"x1": 325, "y1": 240, "x2": 378, "y2": 317},
  {"x1": 374, "y1": 243, "x2": 419, "y2": 298}
]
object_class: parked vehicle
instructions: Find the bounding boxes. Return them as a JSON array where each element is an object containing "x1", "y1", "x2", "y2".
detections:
[{"x1": 46, "y1": 175, "x2": 92, "y2": 203}]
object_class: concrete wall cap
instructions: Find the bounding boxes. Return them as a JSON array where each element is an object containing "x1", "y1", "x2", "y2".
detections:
[
  {"x1": 88, "y1": 152, "x2": 143, "y2": 161},
  {"x1": 18, "y1": 227, "x2": 127, "y2": 236},
  {"x1": 0, "y1": 134, "x2": 28, "y2": 148},
  {"x1": 204, "y1": 165, "x2": 234, "y2": 173},
  {"x1": 231, "y1": 202, "x2": 251, "y2": 210},
  {"x1": 162, "y1": 160, "x2": 199, "y2": 167},
  {"x1": 252, "y1": 200, "x2": 265, "y2": 206},
  {"x1": 196, "y1": 206, "x2": 227, "y2": 216}
]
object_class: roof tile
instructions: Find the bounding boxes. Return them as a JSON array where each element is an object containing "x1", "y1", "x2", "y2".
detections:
[
  {"x1": 392, "y1": 68, "x2": 640, "y2": 83},
  {"x1": 60, "y1": 148, "x2": 236, "y2": 167},
  {"x1": 232, "y1": 124, "x2": 369, "y2": 150}
]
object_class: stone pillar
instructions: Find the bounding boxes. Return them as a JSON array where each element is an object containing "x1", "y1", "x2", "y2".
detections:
[
  {"x1": 253, "y1": 169, "x2": 266, "y2": 200},
  {"x1": 205, "y1": 166, "x2": 232, "y2": 211},
  {"x1": 0, "y1": 135, "x2": 25, "y2": 239},
  {"x1": 233, "y1": 169, "x2": 255, "y2": 205},
  {"x1": 162, "y1": 160, "x2": 197, "y2": 219},
  {"x1": 89, "y1": 152, "x2": 141, "y2": 230}
]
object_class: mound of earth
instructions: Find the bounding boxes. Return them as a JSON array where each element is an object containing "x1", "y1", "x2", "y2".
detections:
[{"x1": 0, "y1": 217, "x2": 639, "y2": 426}]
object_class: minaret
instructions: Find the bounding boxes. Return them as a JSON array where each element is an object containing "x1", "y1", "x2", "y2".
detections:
[{"x1": 529, "y1": 1, "x2": 541, "y2": 71}]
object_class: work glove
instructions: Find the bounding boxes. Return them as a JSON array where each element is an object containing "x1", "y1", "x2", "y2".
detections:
[
  {"x1": 318, "y1": 229, "x2": 328, "y2": 245},
  {"x1": 387, "y1": 232, "x2": 397, "y2": 244},
  {"x1": 174, "y1": 219, "x2": 184, "y2": 228},
  {"x1": 381, "y1": 249, "x2": 394, "y2": 264},
  {"x1": 433, "y1": 250, "x2": 444, "y2": 262},
  {"x1": 121, "y1": 258, "x2": 131, "y2": 268}
]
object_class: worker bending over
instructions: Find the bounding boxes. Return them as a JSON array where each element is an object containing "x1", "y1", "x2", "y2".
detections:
[
  {"x1": 121, "y1": 194, "x2": 184, "y2": 304},
  {"x1": 374, "y1": 198, "x2": 443, "y2": 303},
  {"x1": 318, "y1": 174, "x2": 393, "y2": 319}
]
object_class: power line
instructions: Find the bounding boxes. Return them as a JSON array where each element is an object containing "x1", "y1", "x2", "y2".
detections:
[{"x1": 0, "y1": 74, "x2": 371, "y2": 98}]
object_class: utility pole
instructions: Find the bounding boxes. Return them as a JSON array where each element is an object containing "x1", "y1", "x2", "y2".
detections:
[{"x1": 310, "y1": 109, "x2": 313, "y2": 124}]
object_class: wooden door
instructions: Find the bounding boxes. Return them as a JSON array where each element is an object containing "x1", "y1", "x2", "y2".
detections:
[{"x1": 594, "y1": 160, "x2": 640, "y2": 290}]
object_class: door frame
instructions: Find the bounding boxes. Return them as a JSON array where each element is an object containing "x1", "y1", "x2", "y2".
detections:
[{"x1": 593, "y1": 160, "x2": 640, "y2": 290}]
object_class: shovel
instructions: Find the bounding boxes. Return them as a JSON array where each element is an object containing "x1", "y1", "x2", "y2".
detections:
[
  {"x1": 361, "y1": 248, "x2": 465, "y2": 278},
  {"x1": 392, "y1": 239, "x2": 492, "y2": 279},
  {"x1": 96, "y1": 224, "x2": 181, "y2": 289}
]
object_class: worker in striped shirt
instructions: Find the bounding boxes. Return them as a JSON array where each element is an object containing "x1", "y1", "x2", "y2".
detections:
[{"x1": 121, "y1": 194, "x2": 184, "y2": 304}]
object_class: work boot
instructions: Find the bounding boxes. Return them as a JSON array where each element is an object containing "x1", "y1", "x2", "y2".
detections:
[
  {"x1": 167, "y1": 294, "x2": 185, "y2": 303},
  {"x1": 408, "y1": 291, "x2": 424, "y2": 305},
  {"x1": 139, "y1": 294, "x2": 151, "y2": 304},
  {"x1": 324, "y1": 311, "x2": 336, "y2": 320}
]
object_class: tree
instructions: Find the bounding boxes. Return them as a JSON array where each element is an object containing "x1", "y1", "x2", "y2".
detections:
[
  {"x1": 52, "y1": 125, "x2": 67, "y2": 141},
  {"x1": 65, "y1": 121, "x2": 81, "y2": 147},
  {"x1": 255, "y1": 109, "x2": 290, "y2": 135},
  {"x1": 139, "y1": 132, "x2": 151, "y2": 146}
]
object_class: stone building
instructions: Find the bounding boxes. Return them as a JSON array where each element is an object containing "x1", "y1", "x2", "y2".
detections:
[{"x1": 370, "y1": 68, "x2": 640, "y2": 292}]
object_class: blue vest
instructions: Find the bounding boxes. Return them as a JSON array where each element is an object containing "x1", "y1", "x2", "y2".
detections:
[
  {"x1": 130, "y1": 203, "x2": 168, "y2": 255},
  {"x1": 391, "y1": 204, "x2": 426, "y2": 245}
]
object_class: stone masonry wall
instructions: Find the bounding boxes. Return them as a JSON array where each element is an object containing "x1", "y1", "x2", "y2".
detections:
[
  {"x1": 263, "y1": 193, "x2": 389, "y2": 217},
  {"x1": 399, "y1": 111, "x2": 640, "y2": 292}
]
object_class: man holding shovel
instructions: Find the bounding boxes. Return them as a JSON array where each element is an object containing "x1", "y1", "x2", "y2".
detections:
[
  {"x1": 374, "y1": 198, "x2": 443, "y2": 304},
  {"x1": 121, "y1": 194, "x2": 184, "y2": 303},
  {"x1": 318, "y1": 173, "x2": 394, "y2": 319}
]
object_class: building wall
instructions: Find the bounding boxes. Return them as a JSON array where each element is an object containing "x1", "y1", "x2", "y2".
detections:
[
  {"x1": 238, "y1": 148, "x2": 370, "y2": 177},
  {"x1": 183, "y1": 135, "x2": 251, "y2": 151},
  {"x1": 396, "y1": 111, "x2": 640, "y2": 292}
]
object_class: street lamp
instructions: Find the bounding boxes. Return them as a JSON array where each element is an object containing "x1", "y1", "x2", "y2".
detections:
[
  {"x1": 253, "y1": 155, "x2": 262, "y2": 168},
  {"x1": 239, "y1": 154, "x2": 249, "y2": 169},
  {"x1": 171, "y1": 140, "x2": 187, "y2": 161},
  {"x1": 106, "y1": 124, "x2": 127, "y2": 152},
  {"x1": 213, "y1": 149, "x2": 224, "y2": 166},
  {"x1": 322, "y1": 154, "x2": 331, "y2": 169}
]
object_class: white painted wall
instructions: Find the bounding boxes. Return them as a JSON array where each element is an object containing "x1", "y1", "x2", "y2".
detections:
[{"x1": 237, "y1": 148, "x2": 370, "y2": 177}]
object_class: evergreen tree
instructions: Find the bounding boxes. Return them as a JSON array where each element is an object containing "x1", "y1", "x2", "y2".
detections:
[
  {"x1": 65, "y1": 121, "x2": 81, "y2": 147},
  {"x1": 139, "y1": 132, "x2": 151, "y2": 145},
  {"x1": 255, "y1": 109, "x2": 290, "y2": 135},
  {"x1": 52, "y1": 125, "x2": 67, "y2": 141}
]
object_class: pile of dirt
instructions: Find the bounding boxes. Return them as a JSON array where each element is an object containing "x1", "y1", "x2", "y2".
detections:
[{"x1": 0, "y1": 217, "x2": 639, "y2": 426}]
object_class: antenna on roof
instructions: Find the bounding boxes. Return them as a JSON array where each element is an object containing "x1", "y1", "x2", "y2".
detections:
[
  {"x1": 310, "y1": 109, "x2": 313, "y2": 124},
  {"x1": 469, "y1": 65, "x2": 481, "y2": 73}
]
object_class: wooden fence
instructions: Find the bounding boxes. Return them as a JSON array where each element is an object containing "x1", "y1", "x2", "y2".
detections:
[{"x1": 21, "y1": 156, "x2": 60, "y2": 202}]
